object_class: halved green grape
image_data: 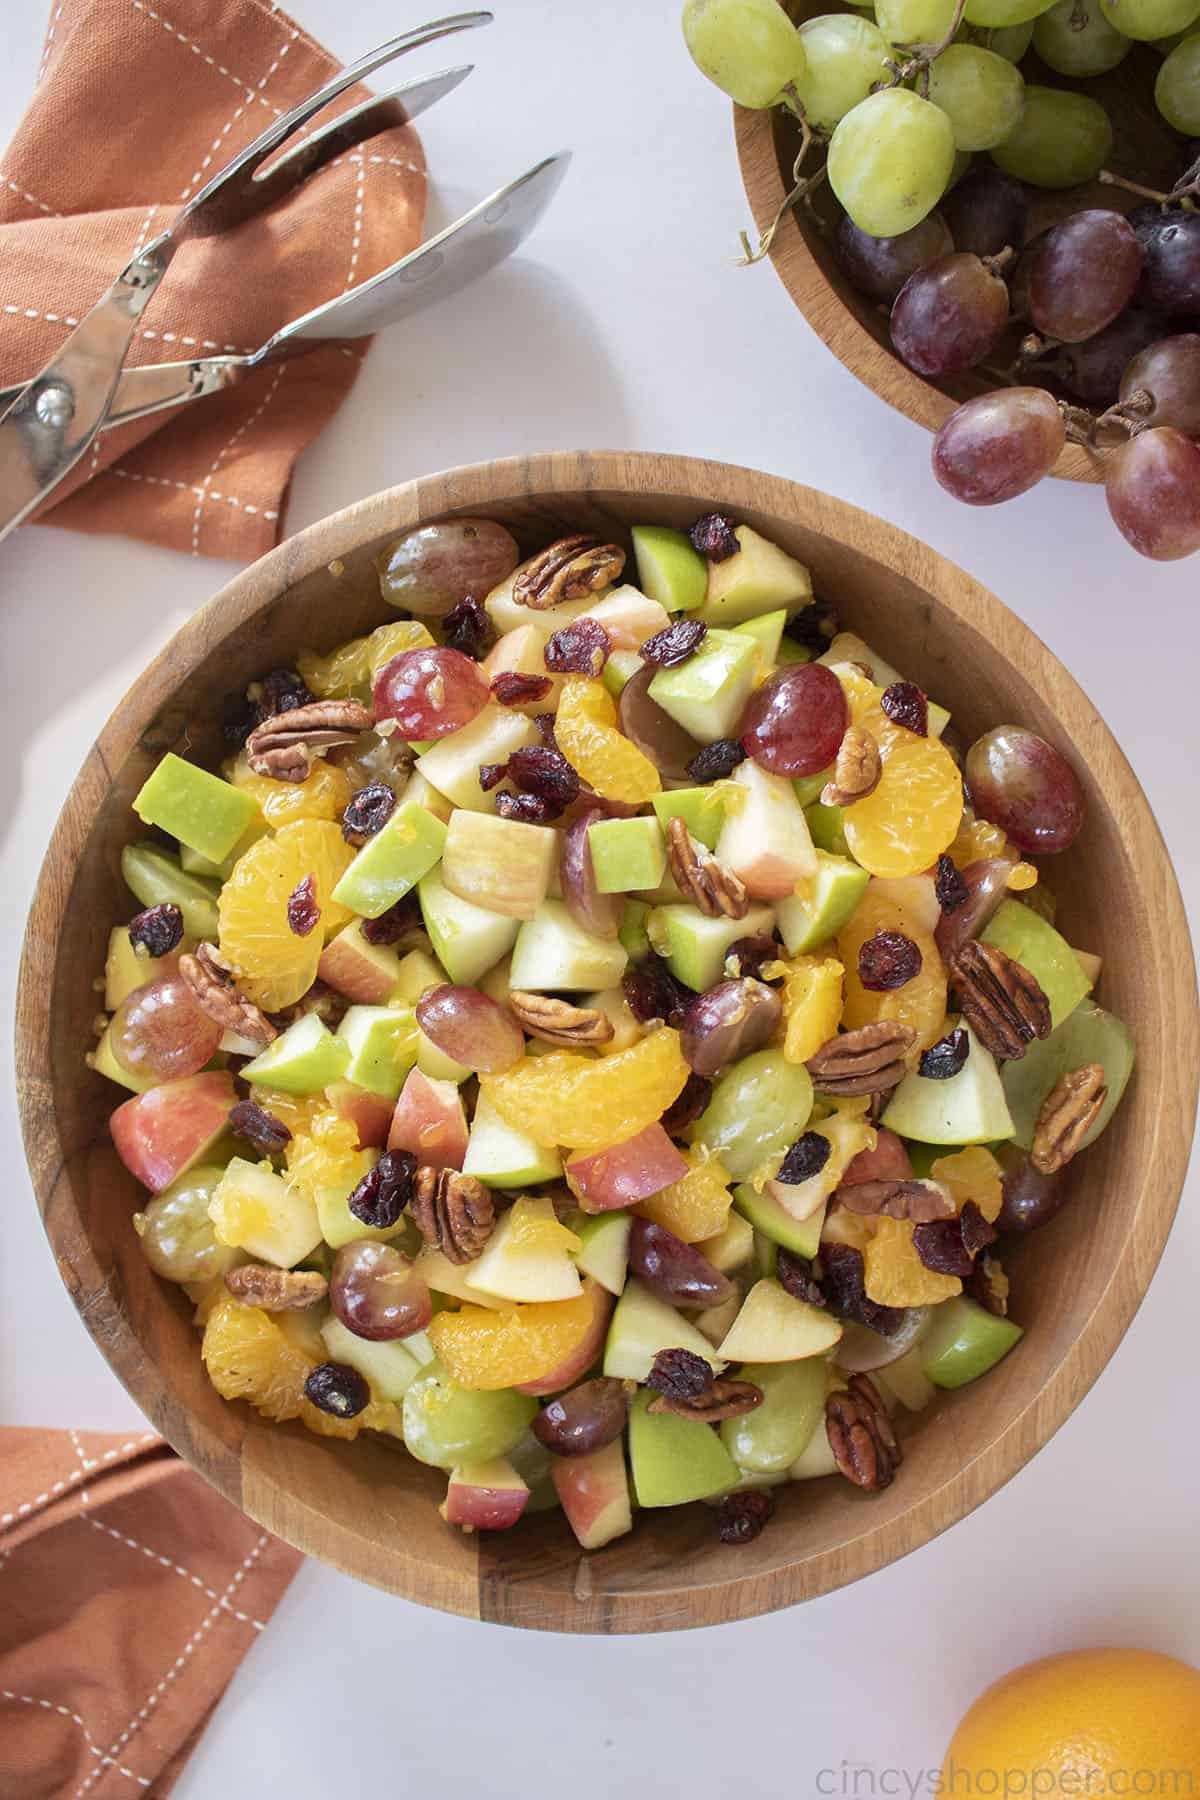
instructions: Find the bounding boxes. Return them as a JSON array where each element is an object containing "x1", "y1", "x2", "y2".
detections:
[
  {"x1": 692, "y1": 1050, "x2": 814, "y2": 1180},
  {"x1": 927, "y1": 45, "x2": 1025, "y2": 149},
  {"x1": 1033, "y1": 0, "x2": 1133, "y2": 72},
  {"x1": 682, "y1": 0, "x2": 807, "y2": 107},
  {"x1": 828, "y1": 90, "x2": 956, "y2": 237},
  {"x1": 720, "y1": 1360, "x2": 828, "y2": 1472},
  {"x1": 401, "y1": 1361, "x2": 537, "y2": 1468},
  {"x1": 1099, "y1": 0, "x2": 1200, "y2": 37},
  {"x1": 990, "y1": 85, "x2": 1113, "y2": 187},
  {"x1": 1156, "y1": 32, "x2": 1200, "y2": 131},
  {"x1": 134, "y1": 1166, "x2": 236, "y2": 1283},
  {"x1": 963, "y1": 17, "x2": 1037, "y2": 56},
  {"x1": 965, "y1": 0, "x2": 1058, "y2": 25},
  {"x1": 877, "y1": 0, "x2": 959, "y2": 42},
  {"x1": 792, "y1": 14, "x2": 894, "y2": 131}
]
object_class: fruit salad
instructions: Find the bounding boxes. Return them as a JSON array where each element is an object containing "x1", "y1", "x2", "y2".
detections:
[{"x1": 95, "y1": 510, "x2": 1134, "y2": 1551}]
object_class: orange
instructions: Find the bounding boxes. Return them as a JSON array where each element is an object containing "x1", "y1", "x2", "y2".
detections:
[
  {"x1": 636, "y1": 1146, "x2": 732, "y2": 1242},
  {"x1": 201, "y1": 1295, "x2": 401, "y2": 1440},
  {"x1": 285, "y1": 1108, "x2": 365, "y2": 1198},
  {"x1": 932, "y1": 1145, "x2": 1004, "y2": 1224},
  {"x1": 299, "y1": 619, "x2": 435, "y2": 698},
  {"x1": 943, "y1": 1649, "x2": 1200, "y2": 1796},
  {"x1": 229, "y1": 754, "x2": 352, "y2": 828},
  {"x1": 864, "y1": 1215, "x2": 961, "y2": 1306},
  {"x1": 218, "y1": 819, "x2": 355, "y2": 1011},
  {"x1": 834, "y1": 664, "x2": 963, "y2": 878},
  {"x1": 427, "y1": 1291, "x2": 598, "y2": 1390},
  {"x1": 948, "y1": 809, "x2": 1012, "y2": 870},
  {"x1": 778, "y1": 954, "x2": 844, "y2": 1064},
  {"x1": 838, "y1": 888, "x2": 948, "y2": 1051},
  {"x1": 480, "y1": 1027, "x2": 689, "y2": 1152},
  {"x1": 554, "y1": 676, "x2": 661, "y2": 805}
]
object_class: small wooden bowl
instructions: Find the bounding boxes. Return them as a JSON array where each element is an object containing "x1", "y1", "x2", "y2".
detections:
[
  {"x1": 17, "y1": 451, "x2": 1197, "y2": 1633},
  {"x1": 735, "y1": 21, "x2": 1181, "y2": 483}
]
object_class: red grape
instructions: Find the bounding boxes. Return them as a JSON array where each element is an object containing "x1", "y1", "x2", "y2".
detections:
[
  {"x1": 739, "y1": 662, "x2": 848, "y2": 777},
  {"x1": 964, "y1": 727, "x2": 1086, "y2": 854},
  {"x1": 111, "y1": 968, "x2": 222, "y2": 1081},
  {"x1": 890, "y1": 254, "x2": 1010, "y2": 378},
  {"x1": 1013, "y1": 211, "x2": 1142, "y2": 344},
  {"x1": 559, "y1": 804, "x2": 622, "y2": 939},
  {"x1": 932, "y1": 388, "x2": 1065, "y2": 506},
  {"x1": 1051, "y1": 307, "x2": 1167, "y2": 408},
  {"x1": 933, "y1": 857, "x2": 1014, "y2": 962},
  {"x1": 1117, "y1": 334, "x2": 1200, "y2": 438},
  {"x1": 939, "y1": 167, "x2": 1026, "y2": 261},
  {"x1": 835, "y1": 211, "x2": 953, "y2": 304},
  {"x1": 330, "y1": 1240, "x2": 432, "y2": 1341},
  {"x1": 531, "y1": 1378, "x2": 630, "y2": 1456},
  {"x1": 1134, "y1": 210, "x2": 1200, "y2": 318},
  {"x1": 415, "y1": 984, "x2": 524, "y2": 1072},
  {"x1": 627, "y1": 1218, "x2": 735, "y2": 1309},
  {"x1": 618, "y1": 665, "x2": 701, "y2": 780},
  {"x1": 1105, "y1": 427, "x2": 1200, "y2": 561},
  {"x1": 372, "y1": 647, "x2": 490, "y2": 738}
]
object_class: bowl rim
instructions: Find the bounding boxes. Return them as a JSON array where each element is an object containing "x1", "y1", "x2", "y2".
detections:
[{"x1": 17, "y1": 448, "x2": 1198, "y2": 1630}]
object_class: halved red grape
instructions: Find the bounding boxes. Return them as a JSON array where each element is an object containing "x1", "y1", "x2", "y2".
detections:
[
  {"x1": 891, "y1": 253, "x2": 1010, "y2": 378},
  {"x1": 932, "y1": 389, "x2": 1065, "y2": 507},
  {"x1": 330, "y1": 1240, "x2": 432, "y2": 1341},
  {"x1": 933, "y1": 857, "x2": 1014, "y2": 962},
  {"x1": 415, "y1": 984, "x2": 524, "y2": 1072},
  {"x1": 111, "y1": 968, "x2": 222, "y2": 1081},
  {"x1": 373, "y1": 647, "x2": 490, "y2": 738},
  {"x1": 1105, "y1": 427, "x2": 1200, "y2": 562},
  {"x1": 618, "y1": 666, "x2": 702, "y2": 780},
  {"x1": 739, "y1": 662, "x2": 848, "y2": 776},
  {"x1": 964, "y1": 727, "x2": 1085, "y2": 854},
  {"x1": 559, "y1": 805, "x2": 622, "y2": 939}
]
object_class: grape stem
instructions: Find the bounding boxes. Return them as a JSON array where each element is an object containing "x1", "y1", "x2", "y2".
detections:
[
  {"x1": 1170, "y1": 151, "x2": 1200, "y2": 205},
  {"x1": 737, "y1": 93, "x2": 829, "y2": 267},
  {"x1": 1097, "y1": 169, "x2": 1171, "y2": 205},
  {"x1": 1057, "y1": 400, "x2": 1101, "y2": 448},
  {"x1": 1096, "y1": 390, "x2": 1153, "y2": 437},
  {"x1": 881, "y1": 0, "x2": 968, "y2": 98}
]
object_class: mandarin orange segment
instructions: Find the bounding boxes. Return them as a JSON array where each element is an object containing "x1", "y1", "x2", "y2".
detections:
[
  {"x1": 285, "y1": 1108, "x2": 364, "y2": 1198},
  {"x1": 218, "y1": 820, "x2": 355, "y2": 1010},
  {"x1": 554, "y1": 677, "x2": 662, "y2": 804},
  {"x1": 201, "y1": 1295, "x2": 401, "y2": 1439},
  {"x1": 947, "y1": 811, "x2": 1011, "y2": 870},
  {"x1": 838, "y1": 890, "x2": 948, "y2": 1051},
  {"x1": 636, "y1": 1146, "x2": 732, "y2": 1242},
  {"x1": 831, "y1": 664, "x2": 963, "y2": 878},
  {"x1": 779, "y1": 954, "x2": 845, "y2": 1064},
  {"x1": 479, "y1": 1027, "x2": 689, "y2": 1151},
  {"x1": 248, "y1": 1089, "x2": 329, "y2": 1137},
  {"x1": 931, "y1": 1145, "x2": 1004, "y2": 1224},
  {"x1": 299, "y1": 619, "x2": 434, "y2": 698},
  {"x1": 864, "y1": 1216, "x2": 963, "y2": 1307},
  {"x1": 229, "y1": 755, "x2": 352, "y2": 827},
  {"x1": 427, "y1": 1292, "x2": 598, "y2": 1390}
]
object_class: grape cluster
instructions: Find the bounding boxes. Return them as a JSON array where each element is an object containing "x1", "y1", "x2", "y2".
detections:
[{"x1": 682, "y1": 0, "x2": 1200, "y2": 561}]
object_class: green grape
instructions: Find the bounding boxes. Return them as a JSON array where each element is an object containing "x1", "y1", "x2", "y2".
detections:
[
  {"x1": 828, "y1": 89, "x2": 957, "y2": 237},
  {"x1": 927, "y1": 45, "x2": 1025, "y2": 149},
  {"x1": 794, "y1": 14, "x2": 895, "y2": 130},
  {"x1": 1156, "y1": 31, "x2": 1200, "y2": 130},
  {"x1": 1099, "y1": 0, "x2": 1200, "y2": 36},
  {"x1": 134, "y1": 1165, "x2": 235, "y2": 1283},
  {"x1": 877, "y1": 0, "x2": 958, "y2": 41},
  {"x1": 990, "y1": 85, "x2": 1113, "y2": 186},
  {"x1": 720, "y1": 1361, "x2": 828, "y2": 1472},
  {"x1": 963, "y1": 17, "x2": 1037, "y2": 56},
  {"x1": 682, "y1": 0, "x2": 807, "y2": 107},
  {"x1": 401, "y1": 1362, "x2": 537, "y2": 1468},
  {"x1": 965, "y1": 0, "x2": 1058, "y2": 27},
  {"x1": 948, "y1": 147, "x2": 974, "y2": 185},
  {"x1": 692, "y1": 1050, "x2": 814, "y2": 1180},
  {"x1": 1033, "y1": 0, "x2": 1133, "y2": 71}
]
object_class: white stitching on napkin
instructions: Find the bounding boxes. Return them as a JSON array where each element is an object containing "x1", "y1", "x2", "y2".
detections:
[
  {"x1": 190, "y1": 360, "x2": 288, "y2": 553},
  {"x1": 106, "y1": 466, "x2": 279, "y2": 521},
  {"x1": 129, "y1": 2, "x2": 285, "y2": 114},
  {"x1": 0, "y1": 174, "x2": 60, "y2": 217},
  {"x1": 177, "y1": 30, "x2": 296, "y2": 204},
  {"x1": 37, "y1": 6, "x2": 63, "y2": 83},
  {"x1": 345, "y1": 152, "x2": 365, "y2": 290},
  {"x1": 2, "y1": 1694, "x2": 151, "y2": 1789},
  {"x1": 82, "y1": 1515, "x2": 268, "y2": 1628}
]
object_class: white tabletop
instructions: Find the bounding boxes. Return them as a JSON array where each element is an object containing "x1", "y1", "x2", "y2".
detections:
[{"x1": 2, "y1": 0, "x2": 1197, "y2": 1788}]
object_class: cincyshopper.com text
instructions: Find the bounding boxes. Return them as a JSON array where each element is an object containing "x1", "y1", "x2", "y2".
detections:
[{"x1": 814, "y1": 1765, "x2": 1196, "y2": 1797}]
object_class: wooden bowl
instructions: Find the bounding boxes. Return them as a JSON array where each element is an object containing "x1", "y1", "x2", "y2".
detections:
[
  {"x1": 17, "y1": 451, "x2": 1197, "y2": 1632},
  {"x1": 735, "y1": 18, "x2": 1182, "y2": 483}
]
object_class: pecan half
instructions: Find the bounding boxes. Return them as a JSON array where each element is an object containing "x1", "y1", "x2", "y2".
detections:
[
  {"x1": 821, "y1": 725, "x2": 881, "y2": 808},
  {"x1": 224, "y1": 1264, "x2": 328, "y2": 1311},
  {"x1": 806, "y1": 1021, "x2": 917, "y2": 1096},
  {"x1": 508, "y1": 990, "x2": 615, "y2": 1047},
  {"x1": 246, "y1": 699, "x2": 375, "y2": 783},
  {"x1": 825, "y1": 1374, "x2": 902, "y2": 1491},
  {"x1": 1031, "y1": 1063, "x2": 1107, "y2": 1173},
  {"x1": 953, "y1": 940, "x2": 1052, "y2": 1061},
  {"x1": 838, "y1": 1177, "x2": 957, "y2": 1223},
  {"x1": 511, "y1": 535, "x2": 625, "y2": 610},
  {"x1": 647, "y1": 1378, "x2": 763, "y2": 1424},
  {"x1": 665, "y1": 816, "x2": 749, "y2": 920},
  {"x1": 967, "y1": 1251, "x2": 1010, "y2": 1317},
  {"x1": 179, "y1": 943, "x2": 276, "y2": 1044},
  {"x1": 410, "y1": 1167, "x2": 495, "y2": 1264}
]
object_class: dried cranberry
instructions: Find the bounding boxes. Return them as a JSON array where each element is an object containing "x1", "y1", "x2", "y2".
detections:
[
  {"x1": 544, "y1": 618, "x2": 611, "y2": 677},
  {"x1": 685, "y1": 738, "x2": 746, "y2": 782},
  {"x1": 504, "y1": 744, "x2": 581, "y2": 817},
  {"x1": 495, "y1": 790, "x2": 556, "y2": 823},
  {"x1": 640, "y1": 619, "x2": 708, "y2": 667},
  {"x1": 478, "y1": 761, "x2": 508, "y2": 792},
  {"x1": 880, "y1": 681, "x2": 928, "y2": 736},
  {"x1": 532, "y1": 710, "x2": 560, "y2": 748},
  {"x1": 716, "y1": 1489, "x2": 775, "y2": 1545},
  {"x1": 960, "y1": 1198, "x2": 997, "y2": 1258},
  {"x1": 441, "y1": 594, "x2": 494, "y2": 661},
  {"x1": 491, "y1": 671, "x2": 553, "y2": 707},
  {"x1": 622, "y1": 957, "x2": 692, "y2": 1028},
  {"x1": 777, "y1": 1131, "x2": 831, "y2": 1185},
  {"x1": 287, "y1": 874, "x2": 320, "y2": 938},
  {"x1": 646, "y1": 1346, "x2": 713, "y2": 1401},
  {"x1": 341, "y1": 781, "x2": 397, "y2": 846},
  {"x1": 127, "y1": 902, "x2": 184, "y2": 959},
  {"x1": 348, "y1": 1150, "x2": 417, "y2": 1230},
  {"x1": 784, "y1": 598, "x2": 840, "y2": 654},
  {"x1": 820, "y1": 1241, "x2": 905, "y2": 1336},
  {"x1": 362, "y1": 893, "x2": 421, "y2": 946},
  {"x1": 777, "y1": 1249, "x2": 827, "y2": 1308},
  {"x1": 221, "y1": 688, "x2": 260, "y2": 749},
  {"x1": 919, "y1": 1027, "x2": 970, "y2": 1080},
  {"x1": 911, "y1": 1218, "x2": 975, "y2": 1277},
  {"x1": 725, "y1": 935, "x2": 785, "y2": 982},
  {"x1": 303, "y1": 1361, "x2": 369, "y2": 1419},
  {"x1": 858, "y1": 930, "x2": 922, "y2": 991},
  {"x1": 935, "y1": 852, "x2": 969, "y2": 914},
  {"x1": 688, "y1": 513, "x2": 740, "y2": 562},
  {"x1": 660, "y1": 1071, "x2": 712, "y2": 1136},
  {"x1": 260, "y1": 667, "x2": 313, "y2": 718},
  {"x1": 228, "y1": 1097, "x2": 292, "y2": 1154}
]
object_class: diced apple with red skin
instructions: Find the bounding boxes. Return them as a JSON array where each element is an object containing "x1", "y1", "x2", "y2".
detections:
[
  {"x1": 514, "y1": 1279, "x2": 614, "y2": 1396},
  {"x1": 566, "y1": 1123, "x2": 688, "y2": 1214},
  {"x1": 325, "y1": 1079, "x2": 394, "y2": 1149},
  {"x1": 111, "y1": 1071, "x2": 236, "y2": 1194},
  {"x1": 442, "y1": 1458, "x2": 531, "y2": 1532},
  {"x1": 553, "y1": 1438, "x2": 633, "y2": 1550},
  {"x1": 388, "y1": 1067, "x2": 468, "y2": 1169},
  {"x1": 317, "y1": 920, "x2": 403, "y2": 1005},
  {"x1": 842, "y1": 1127, "x2": 913, "y2": 1186},
  {"x1": 716, "y1": 759, "x2": 817, "y2": 901}
]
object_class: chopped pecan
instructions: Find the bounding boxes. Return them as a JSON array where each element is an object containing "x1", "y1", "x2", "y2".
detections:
[
  {"x1": 410, "y1": 1167, "x2": 495, "y2": 1264},
  {"x1": 1031, "y1": 1063, "x2": 1107, "y2": 1173},
  {"x1": 179, "y1": 943, "x2": 277, "y2": 1044},
  {"x1": 225, "y1": 1264, "x2": 328, "y2": 1311},
  {"x1": 511, "y1": 535, "x2": 625, "y2": 610},
  {"x1": 805, "y1": 1021, "x2": 917, "y2": 1096},
  {"x1": 508, "y1": 990, "x2": 615, "y2": 1047},
  {"x1": 647, "y1": 1378, "x2": 763, "y2": 1423},
  {"x1": 838, "y1": 1177, "x2": 957, "y2": 1223},
  {"x1": 967, "y1": 1251, "x2": 1010, "y2": 1317},
  {"x1": 953, "y1": 940, "x2": 1052, "y2": 1061},
  {"x1": 245, "y1": 699, "x2": 375, "y2": 783},
  {"x1": 821, "y1": 725, "x2": 881, "y2": 808},
  {"x1": 665, "y1": 816, "x2": 749, "y2": 920},
  {"x1": 825, "y1": 1374, "x2": 902, "y2": 1491}
]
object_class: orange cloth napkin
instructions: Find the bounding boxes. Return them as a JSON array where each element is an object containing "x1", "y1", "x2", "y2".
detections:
[
  {"x1": 0, "y1": 0, "x2": 427, "y2": 559},
  {"x1": 0, "y1": 1425, "x2": 302, "y2": 1798}
]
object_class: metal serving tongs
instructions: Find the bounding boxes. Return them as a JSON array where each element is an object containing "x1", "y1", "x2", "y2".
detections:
[{"x1": 0, "y1": 13, "x2": 568, "y2": 546}]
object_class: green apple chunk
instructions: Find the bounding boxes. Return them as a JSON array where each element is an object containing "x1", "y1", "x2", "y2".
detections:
[
  {"x1": 874, "y1": 1344, "x2": 936, "y2": 1413},
  {"x1": 210, "y1": 1158, "x2": 322, "y2": 1268},
  {"x1": 416, "y1": 1024, "x2": 472, "y2": 1086},
  {"x1": 696, "y1": 1210, "x2": 754, "y2": 1274},
  {"x1": 981, "y1": 899, "x2": 1091, "y2": 1030},
  {"x1": 602, "y1": 648, "x2": 644, "y2": 697},
  {"x1": 884, "y1": 1025, "x2": 1013, "y2": 1145},
  {"x1": 104, "y1": 926, "x2": 180, "y2": 1011},
  {"x1": 733, "y1": 1184, "x2": 827, "y2": 1258},
  {"x1": 732, "y1": 607, "x2": 788, "y2": 665},
  {"x1": 315, "y1": 1151, "x2": 404, "y2": 1247},
  {"x1": 804, "y1": 801, "x2": 849, "y2": 855},
  {"x1": 818, "y1": 633, "x2": 951, "y2": 737},
  {"x1": 242, "y1": 1013, "x2": 350, "y2": 1096},
  {"x1": 716, "y1": 1279, "x2": 843, "y2": 1362},
  {"x1": 569, "y1": 1209, "x2": 632, "y2": 1296},
  {"x1": 441, "y1": 810, "x2": 557, "y2": 920},
  {"x1": 919, "y1": 1295, "x2": 1024, "y2": 1389},
  {"x1": 416, "y1": 705, "x2": 538, "y2": 812},
  {"x1": 510, "y1": 899, "x2": 629, "y2": 992},
  {"x1": 463, "y1": 1091, "x2": 563, "y2": 1188},
  {"x1": 418, "y1": 871, "x2": 520, "y2": 986},
  {"x1": 631, "y1": 524, "x2": 708, "y2": 612},
  {"x1": 697, "y1": 526, "x2": 813, "y2": 627},
  {"x1": 392, "y1": 947, "x2": 445, "y2": 1005},
  {"x1": 693, "y1": 1050, "x2": 814, "y2": 1181},
  {"x1": 121, "y1": 843, "x2": 219, "y2": 941},
  {"x1": 133, "y1": 752, "x2": 261, "y2": 865},
  {"x1": 321, "y1": 1315, "x2": 424, "y2": 1402},
  {"x1": 587, "y1": 816, "x2": 667, "y2": 894},
  {"x1": 651, "y1": 786, "x2": 725, "y2": 851},
  {"x1": 602, "y1": 1278, "x2": 723, "y2": 1381},
  {"x1": 629, "y1": 1389, "x2": 739, "y2": 1507},
  {"x1": 335, "y1": 1005, "x2": 418, "y2": 1099},
  {"x1": 1001, "y1": 1002, "x2": 1135, "y2": 1152},
  {"x1": 619, "y1": 899, "x2": 653, "y2": 963},
  {"x1": 720, "y1": 1359, "x2": 828, "y2": 1471},
  {"x1": 465, "y1": 1197, "x2": 582, "y2": 1303},
  {"x1": 647, "y1": 900, "x2": 776, "y2": 991},
  {"x1": 317, "y1": 920, "x2": 407, "y2": 1005},
  {"x1": 332, "y1": 801, "x2": 447, "y2": 918},
  {"x1": 777, "y1": 851, "x2": 870, "y2": 955},
  {"x1": 647, "y1": 628, "x2": 759, "y2": 743},
  {"x1": 789, "y1": 1416, "x2": 840, "y2": 1479},
  {"x1": 716, "y1": 759, "x2": 817, "y2": 900}
]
